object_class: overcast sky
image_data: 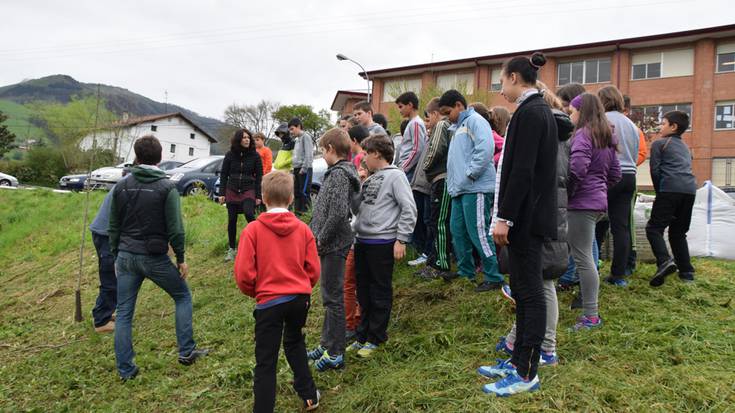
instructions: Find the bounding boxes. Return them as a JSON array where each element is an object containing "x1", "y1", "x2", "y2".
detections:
[{"x1": 1, "y1": 0, "x2": 732, "y2": 121}]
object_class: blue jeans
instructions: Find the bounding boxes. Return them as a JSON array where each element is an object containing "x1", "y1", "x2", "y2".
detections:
[
  {"x1": 114, "y1": 251, "x2": 196, "y2": 378},
  {"x1": 559, "y1": 240, "x2": 599, "y2": 286},
  {"x1": 92, "y1": 232, "x2": 116, "y2": 327}
]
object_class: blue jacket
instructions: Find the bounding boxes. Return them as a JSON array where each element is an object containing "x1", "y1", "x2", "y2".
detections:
[{"x1": 446, "y1": 107, "x2": 496, "y2": 197}]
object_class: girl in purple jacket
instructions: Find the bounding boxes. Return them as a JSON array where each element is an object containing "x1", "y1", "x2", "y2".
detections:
[{"x1": 567, "y1": 93, "x2": 621, "y2": 331}]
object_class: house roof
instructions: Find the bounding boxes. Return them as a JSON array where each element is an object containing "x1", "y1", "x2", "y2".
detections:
[
  {"x1": 360, "y1": 24, "x2": 735, "y2": 79},
  {"x1": 113, "y1": 112, "x2": 218, "y2": 143},
  {"x1": 331, "y1": 90, "x2": 368, "y2": 111}
]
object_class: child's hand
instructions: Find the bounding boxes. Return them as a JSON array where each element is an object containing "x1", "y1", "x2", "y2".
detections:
[
  {"x1": 394, "y1": 241, "x2": 406, "y2": 260},
  {"x1": 178, "y1": 262, "x2": 189, "y2": 279}
]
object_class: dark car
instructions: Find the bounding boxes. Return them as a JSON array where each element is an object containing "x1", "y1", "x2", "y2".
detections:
[
  {"x1": 58, "y1": 174, "x2": 88, "y2": 191},
  {"x1": 167, "y1": 156, "x2": 224, "y2": 196},
  {"x1": 158, "y1": 160, "x2": 183, "y2": 171}
]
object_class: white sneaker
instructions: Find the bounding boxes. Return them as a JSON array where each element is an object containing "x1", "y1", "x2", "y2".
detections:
[
  {"x1": 408, "y1": 254, "x2": 428, "y2": 266},
  {"x1": 224, "y1": 248, "x2": 237, "y2": 262}
]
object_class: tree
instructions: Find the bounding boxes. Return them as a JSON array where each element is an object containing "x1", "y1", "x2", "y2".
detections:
[
  {"x1": 273, "y1": 104, "x2": 332, "y2": 141},
  {"x1": 0, "y1": 111, "x2": 16, "y2": 158},
  {"x1": 223, "y1": 100, "x2": 280, "y2": 138}
]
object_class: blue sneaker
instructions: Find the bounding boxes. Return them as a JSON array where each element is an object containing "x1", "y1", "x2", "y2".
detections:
[
  {"x1": 571, "y1": 315, "x2": 603, "y2": 332},
  {"x1": 604, "y1": 276, "x2": 629, "y2": 287},
  {"x1": 539, "y1": 351, "x2": 558, "y2": 366},
  {"x1": 307, "y1": 345, "x2": 326, "y2": 361},
  {"x1": 477, "y1": 358, "x2": 516, "y2": 379},
  {"x1": 501, "y1": 284, "x2": 515, "y2": 304},
  {"x1": 482, "y1": 371, "x2": 540, "y2": 396},
  {"x1": 314, "y1": 351, "x2": 344, "y2": 371},
  {"x1": 495, "y1": 337, "x2": 513, "y2": 356},
  {"x1": 346, "y1": 341, "x2": 364, "y2": 352}
]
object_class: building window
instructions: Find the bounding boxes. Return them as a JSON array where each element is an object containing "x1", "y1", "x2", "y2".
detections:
[
  {"x1": 712, "y1": 158, "x2": 735, "y2": 187},
  {"x1": 436, "y1": 72, "x2": 475, "y2": 94},
  {"x1": 151, "y1": 125, "x2": 158, "y2": 132},
  {"x1": 557, "y1": 58, "x2": 611, "y2": 85},
  {"x1": 716, "y1": 43, "x2": 735, "y2": 73},
  {"x1": 189, "y1": 147, "x2": 194, "y2": 156},
  {"x1": 632, "y1": 49, "x2": 693, "y2": 80},
  {"x1": 190, "y1": 133, "x2": 195, "y2": 139},
  {"x1": 170, "y1": 144, "x2": 176, "y2": 153},
  {"x1": 490, "y1": 68, "x2": 502, "y2": 91},
  {"x1": 383, "y1": 78, "x2": 422, "y2": 102},
  {"x1": 715, "y1": 102, "x2": 735, "y2": 130},
  {"x1": 630, "y1": 103, "x2": 692, "y2": 133}
]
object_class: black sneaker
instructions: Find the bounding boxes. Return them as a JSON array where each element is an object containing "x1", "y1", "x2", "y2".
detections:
[
  {"x1": 178, "y1": 348, "x2": 210, "y2": 366},
  {"x1": 304, "y1": 390, "x2": 321, "y2": 411},
  {"x1": 678, "y1": 272, "x2": 695, "y2": 283},
  {"x1": 120, "y1": 366, "x2": 139, "y2": 382},
  {"x1": 441, "y1": 272, "x2": 460, "y2": 283},
  {"x1": 650, "y1": 259, "x2": 677, "y2": 287},
  {"x1": 475, "y1": 281, "x2": 504, "y2": 292},
  {"x1": 570, "y1": 295, "x2": 583, "y2": 310}
]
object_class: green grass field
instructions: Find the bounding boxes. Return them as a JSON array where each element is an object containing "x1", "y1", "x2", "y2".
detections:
[
  {"x1": 0, "y1": 189, "x2": 733, "y2": 412},
  {"x1": 0, "y1": 99, "x2": 47, "y2": 143}
]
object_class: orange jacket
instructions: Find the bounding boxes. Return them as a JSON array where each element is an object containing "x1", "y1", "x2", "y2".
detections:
[
  {"x1": 257, "y1": 146, "x2": 273, "y2": 175},
  {"x1": 637, "y1": 128, "x2": 648, "y2": 166}
]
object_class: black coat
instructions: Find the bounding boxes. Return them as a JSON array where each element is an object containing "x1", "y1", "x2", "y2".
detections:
[
  {"x1": 220, "y1": 149, "x2": 263, "y2": 199},
  {"x1": 497, "y1": 93, "x2": 558, "y2": 245}
]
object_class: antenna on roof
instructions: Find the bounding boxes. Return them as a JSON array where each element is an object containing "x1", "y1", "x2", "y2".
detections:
[{"x1": 164, "y1": 90, "x2": 168, "y2": 113}]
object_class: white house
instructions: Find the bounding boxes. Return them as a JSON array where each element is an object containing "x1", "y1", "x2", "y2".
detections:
[{"x1": 79, "y1": 112, "x2": 217, "y2": 163}]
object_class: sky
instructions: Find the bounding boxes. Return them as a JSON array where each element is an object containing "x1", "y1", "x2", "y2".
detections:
[{"x1": 1, "y1": 0, "x2": 732, "y2": 121}]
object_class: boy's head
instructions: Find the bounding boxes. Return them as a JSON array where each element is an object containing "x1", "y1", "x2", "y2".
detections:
[
  {"x1": 361, "y1": 134, "x2": 394, "y2": 171},
  {"x1": 557, "y1": 83, "x2": 586, "y2": 114},
  {"x1": 134, "y1": 135, "x2": 162, "y2": 165},
  {"x1": 338, "y1": 114, "x2": 353, "y2": 131},
  {"x1": 395, "y1": 91, "x2": 419, "y2": 118},
  {"x1": 348, "y1": 125, "x2": 369, "y2": 153},
  {"x1": 352, "y1": 101, "x2": 374, "y2": 127},
  {"x1": 623, "y1": 95, "x2": 632, "y2": 115},
  {"x1": 319, "y1": 128, "x2": 351, "y2": 165},
  {"x1": 262, "y1": 171, "x2": 294, "y2": 209},
  {"x1": 373, "y1": 113, "x2": 388, "y2": 130},
  {"x1": 425, "y1": 97, "x2": 442, "y2": 129},
  {"x1": 287, "y1": 117, "x2": 303, "y2": 136},
  {"x1": 661, "y1": 110, "x2": 689, "y2": 136},
  {"x1": 438, "y1": 89, "x2": 467, "y2": 123},
  {"x1": 253, "y1": 132, "x2": 266, "y2": 149}
]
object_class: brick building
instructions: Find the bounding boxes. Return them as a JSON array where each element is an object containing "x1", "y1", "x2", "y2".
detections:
[{"x1": 347, "y1": 24, "x2": 735, "y2": 187}]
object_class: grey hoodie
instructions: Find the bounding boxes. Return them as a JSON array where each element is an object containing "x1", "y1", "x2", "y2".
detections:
[
  {"x1": 353, "y1": 165, "x2": 417, "y2": 242},
  {"x1": 309, "y1": 160, "x2": 361, "y2": 255},
  {"x1": 292, "y1": 131, "x2": 314, "y2": 170}
]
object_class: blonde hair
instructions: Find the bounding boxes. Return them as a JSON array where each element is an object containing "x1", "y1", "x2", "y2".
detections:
[
  {"x1": 262, "y1": 171, "x2": 293, "y2": 207},
  {"x1": 319, "y1": 128, "x2": 351, "y2": 158},
  {"x1": 536, "y1": 81, "x2": 564, "y2": 111}
]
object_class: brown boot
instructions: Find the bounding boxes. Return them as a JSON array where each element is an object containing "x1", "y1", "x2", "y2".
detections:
[{"x1": 94, "y1": 320, "x2": 115, "y2": 333}]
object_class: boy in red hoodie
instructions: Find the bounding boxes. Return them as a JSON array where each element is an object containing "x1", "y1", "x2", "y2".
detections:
[{"x1": 234, "y1": 170, "x2": 321, "y2": 413}]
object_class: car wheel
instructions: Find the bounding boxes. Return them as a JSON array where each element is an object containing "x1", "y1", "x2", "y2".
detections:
[
  {"x1": 0, "y1": 180, "x2": 11, "y2": 187},
  {"x1": 185, "y1": 182, "x2": 209, "y2": 197}
]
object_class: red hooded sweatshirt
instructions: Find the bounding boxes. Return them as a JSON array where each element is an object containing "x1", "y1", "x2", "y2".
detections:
[{"x1": 234, "y1": 210, "x2": 320, "y2": 305}]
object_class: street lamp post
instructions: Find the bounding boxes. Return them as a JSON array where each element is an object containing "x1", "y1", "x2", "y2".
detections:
[{"x1": 336, "y1": 53, "x2": 371, "y2": 103}]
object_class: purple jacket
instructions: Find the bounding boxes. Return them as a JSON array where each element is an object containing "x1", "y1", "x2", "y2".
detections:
[{"x1": 568, "y1": 127, "x2": 621, "y2": 211}]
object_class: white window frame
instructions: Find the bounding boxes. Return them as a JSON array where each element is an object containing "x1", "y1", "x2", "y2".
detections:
[
  {"x1": 714, "y1": 101, "x2": 735, "y2": 130},
  {"x1": 436, "y1": 72, "x2": 475, "y2": 94},
  {"x1": 490, "y1": 68, "x2": 502, "y2": 92},
  {"x1": 557, "y1": 57, "x2": 612, "y2": 85},
  {"x1": 383, "y1": 78, "x2": 422, "y2": 102},
  {"x1": 716, "y1": 43, "x2": 735, "y2": 73},
  {"x1": 712, "y1": 158, "x2": 735, "y2": 187}
]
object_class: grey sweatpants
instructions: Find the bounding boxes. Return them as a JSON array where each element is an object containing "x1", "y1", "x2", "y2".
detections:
[
  {"x1": 319, "y1": 251, "x2": 347, "y2": 356},
  {"x1": 568, "y1": 211, "x2": 605, "y2": 317},
  {"x1": 507, "y1": 279, "x2": 559, "y2": 353}
]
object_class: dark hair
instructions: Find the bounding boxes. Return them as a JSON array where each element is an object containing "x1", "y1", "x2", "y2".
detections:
[
  {"x1": 438, "y1": 89, "x2": 467, "y2": 109},
  {"x1": 574, "y1": 93, "x2": 614, "y2": 149},
  {"x1": 231, "y1": 128, "x2": 255, "y2": 153},
  {"x1": 597, "y1": 85, "x2": 625, "y2": 112},
  {"x1": 399, "y1": 119, "x2": 409, "y2": 136},
  {"x1": 373, "y1": 113, "x2": 388, "y2": 129},
  {"x1": 353, "y1": 100, "x2": 374, "y2": 114},
  {"x1": 287, "y1": 117, "x2": 302, "y2": 128},
  {"x1": 502, "y1": 52, "x2": 546, "y2": 85},
  {"x1": 134, "y1": 135, "x2": 162, "y2": 165},
  {"x1": 319, "y1": 128, "x2": 352, "y2": 158},
  {"x1": 470, "y1": 102, "x2": 491, "y2": 124},
  {"x1": 623, "y1": 95, "x2": 632, "y2": 110},
  {"x1": 348, "y1": 125, "x2": 370, "y2": 145},
  {"x1": 395, "y1": 91, "x2": 419, "y2": 109},
  {"x1": 663, "y1": 110, "x2": 690, "y2": 134},
  {"x1": 556, "y1": 83, "x2": 586, "y2": 105},
  {"x1": 340, "y1": 114, "x2": 352, "y2": 121},
  {"x1": 362, "y1": 135, "x2": 394, "y2": 162}
]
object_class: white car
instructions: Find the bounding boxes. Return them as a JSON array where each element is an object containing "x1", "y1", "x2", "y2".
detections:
[
  {"x1": 0, "y1": 171, "x2": 19, "y2": 187},
  {"x1": 87, "y1": 162, "x2": 132, "y2": 189}
]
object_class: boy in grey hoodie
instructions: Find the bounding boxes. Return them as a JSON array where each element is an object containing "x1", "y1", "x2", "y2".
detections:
[
  {"x1": 289, "y1": 117, "x2": 314, "y2": 214},
  {"x1": 349, "y1": 135, "x2": 417, "y2": 358},
  {"x1": 307, "y1": 129, "x2": 361, "y2": 371}
]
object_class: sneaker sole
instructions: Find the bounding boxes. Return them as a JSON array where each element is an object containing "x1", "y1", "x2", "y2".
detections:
[
  {"x1": 483, "y1": 382, "x2": 540, "y2": 396},
  {"x1": 477, "y1": 367, "x2": 511, "y2": 379}
]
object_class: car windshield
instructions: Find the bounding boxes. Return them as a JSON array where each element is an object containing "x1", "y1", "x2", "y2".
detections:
[{"x1": 178, "y1": 157, "x2": 217, "y2": 169}]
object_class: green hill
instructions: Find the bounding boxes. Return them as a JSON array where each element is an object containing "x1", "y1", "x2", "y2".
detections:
[
  {"x1": 0, "y1": 189, "x2": 734, "y2": 412},
  {"x1": 0, "y1": 99, "x2": 49, "y2": 158}
]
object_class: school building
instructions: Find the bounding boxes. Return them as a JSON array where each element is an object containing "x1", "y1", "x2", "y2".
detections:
[{"x1": 333, "y1": 24, "x2": 735, "y2": 188}]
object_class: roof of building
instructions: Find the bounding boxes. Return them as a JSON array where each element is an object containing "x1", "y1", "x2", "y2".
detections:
[
  {"x1": 112, "y1": 112, "x2": 218, "y2": 143},
  {"x1": 331, "y1": 90, "x2": 368, "y2": 111},
  {"x1": 360, "y1": 24, "x2": 735, "y2": 79}
]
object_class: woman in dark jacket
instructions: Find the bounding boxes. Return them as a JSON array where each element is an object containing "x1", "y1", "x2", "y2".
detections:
[{"x1": 219, "y1": 128, "x2": 263, "y2": 261}]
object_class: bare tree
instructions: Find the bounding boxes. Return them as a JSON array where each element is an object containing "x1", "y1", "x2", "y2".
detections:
[{"x1": 223, "y1": 100, "x2": 280, "y2": 139}]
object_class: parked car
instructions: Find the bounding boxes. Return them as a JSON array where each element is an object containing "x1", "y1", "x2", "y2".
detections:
[
  {"x1": 167, "y1": 156, "x2": 224, "y2": 196},
  {"x1": 58, "y1": 174, "x2": 88, "y2": 191},
  {"x1": 158, "y1": 160, "x2": 183, "y2": 171},
  {"x1": 0, "y1": 171, "x2": 19, "y2": 187},
  {"x1": 87, "y1": 162, "x2": 132, "y2": 189}
]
